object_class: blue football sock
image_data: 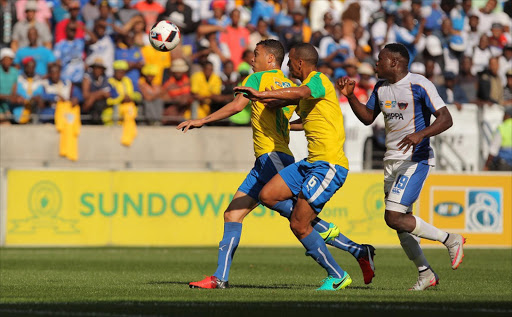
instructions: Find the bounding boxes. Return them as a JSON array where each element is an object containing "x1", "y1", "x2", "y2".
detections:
[
  {"x1": 311, "y1": 218, "x2": 365, "y2": 259},
  {"x1": 213, "y1": 222, "x2": 242, "y2": 282},
  {"x1": 300, "y1": 230, "x2": 345, "y2": 278},
  {"x1": 272, "y1": 199, "x2": 294, "y2": 219}
]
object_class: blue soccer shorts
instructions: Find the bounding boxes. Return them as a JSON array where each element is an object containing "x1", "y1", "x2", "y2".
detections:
[
  {"x1": 279, "y1": 159, "x2": 348, "y2": 213},
  {"x1": 238, "y1": 152, "x2": 295, "y2": 201},
  {"x1": 384, "y1": 160, "x2": 432, "y2": 213}
]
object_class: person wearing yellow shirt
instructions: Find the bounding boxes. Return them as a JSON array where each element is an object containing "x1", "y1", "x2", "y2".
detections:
[{"x1": 190, "y1": 61, "x2": 222, "y2": 119}]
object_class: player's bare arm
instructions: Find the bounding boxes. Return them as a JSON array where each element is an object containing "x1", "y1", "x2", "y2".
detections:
[
  {"x1": 176, "y1": 94, "x2": 250, "y2": 132},
  {"x1": 337, "y1": 77, "x2": 378, "y2": 125},
  {"x1": 234, "y1": 85, "x2": 311, "y2": 103},
  {"x1": 397, "y1": 106, "x2": 453, "y2": 153},
  {"x1": 290, "y1": 118, "x2": 303, "y2": 131}
]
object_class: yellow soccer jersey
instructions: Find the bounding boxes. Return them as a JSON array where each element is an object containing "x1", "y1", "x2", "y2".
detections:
[
  {"x1": 241, "y1": 69, "x2": 296, "y2": 158},
  {"x1": 298, "y1": 71, "x2": 349, "y2": 169}
]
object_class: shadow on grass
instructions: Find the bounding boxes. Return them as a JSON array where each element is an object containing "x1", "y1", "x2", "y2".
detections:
[
  {"x1": 147, "y1": 280, "x2": 372, "y2": 290},
  {"x1": 0, "y1": 301, "x2": 510, "y2": 317}
]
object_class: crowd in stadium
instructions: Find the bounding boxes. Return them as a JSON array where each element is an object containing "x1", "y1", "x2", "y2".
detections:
[{"x1": 0, "y1": 0, "x2": 511, "y2": 126}]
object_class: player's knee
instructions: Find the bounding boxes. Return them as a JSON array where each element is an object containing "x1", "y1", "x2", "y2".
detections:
[
  {"x1": 258, "y1": 187, "x2": 274, "y2": 208},
  {"x1": 224, "y1": 210, "x2": 242, "y2": 223},
  {"x1": 384, "y1": 210, "x2": 403, "y2": 230},
  {"x1": 289, "y1": 218, "x2": 307, "y2": 237}
]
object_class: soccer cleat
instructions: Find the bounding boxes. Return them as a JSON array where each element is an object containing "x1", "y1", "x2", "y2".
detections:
[
  {"x1": 316, "y1": 272, "x2": 352, "y2": 291},
  {"x1": 357, "y1": 244, "x2": 376, "y2": 284},
  {"x1": 319, "y1": 223, "x2": 340, "y2": 243},
  {"x1": 409, "y1": 268, "x2": 439, "y2": 291},
  {"x1": 444, "y1": 233, "x2": 466, "y2": 269},
  {"x1": 189, "y1": 276, "x2": 229, "y2": 289}
]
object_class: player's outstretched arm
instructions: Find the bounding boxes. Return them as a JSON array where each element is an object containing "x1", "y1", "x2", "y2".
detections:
[
  {"x1": 290, "y1": 118, "x2": 303, "y2": 131},
  {"x1": 337, "y1": 77, "x2": 377, "y2": 125},
  {"x1": 234, "y1": 86, "x2": 311, "y2": 102},
  {"x1": 397, "y1": 106, "x2": 453, "y2": 153},
  {"x1": 176, "y1": 93, "x2": 250, "y2": 132}
]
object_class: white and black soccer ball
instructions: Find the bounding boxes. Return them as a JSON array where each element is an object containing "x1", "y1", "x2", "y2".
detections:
[{"x1": 149, "y1": 20, "x2": 181, "y2": 52}]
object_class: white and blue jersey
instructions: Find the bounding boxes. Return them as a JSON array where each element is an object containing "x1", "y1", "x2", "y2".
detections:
[{"x1": 367, "y1": 72, "x2": 446, "y2": 166}]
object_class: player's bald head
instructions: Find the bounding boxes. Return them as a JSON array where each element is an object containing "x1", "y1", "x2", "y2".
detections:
[
  {"x1": 383, "y1": 43, "x2": 410, "y2": 67},
  {"x1": 290, "y1": 43, "x2": 318, "y2": 66}
]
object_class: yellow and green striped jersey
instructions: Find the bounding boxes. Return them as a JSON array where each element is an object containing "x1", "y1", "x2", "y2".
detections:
[
  {"x1": 298, "y1": 71, "x2": 349, "y2": 169},
  {"x1": 241, "y1": 69, "x2": 296, "y2": 158}
]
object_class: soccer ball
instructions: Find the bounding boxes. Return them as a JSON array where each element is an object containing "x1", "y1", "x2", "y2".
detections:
[{"x1": 149, "y1": 20, "x2": 181, "y2": 52}]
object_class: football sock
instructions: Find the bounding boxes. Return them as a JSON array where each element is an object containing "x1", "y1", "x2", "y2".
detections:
[
  {"x1": 272, "y1": 199, "x2": 293, "y2": 219},
  {"x1": 300, "y1": 230, "x2": 345, "y2": 279},
  {"x1": 398, "y1": 231, "x2": 429, "y2": 272},
  {"x1": 312, "y1": 218, "x2": 364, "y2": 258},
  {"x1": 213, "y1": 222, "x2": 242, "y2": 282},
  {"x1": 411, "y1": 215, "x2": 449, "y2": 242}
]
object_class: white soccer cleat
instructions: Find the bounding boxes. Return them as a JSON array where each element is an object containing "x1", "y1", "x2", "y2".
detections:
[
  {"x1": 409, "y1": 268, "x2": 439, "y2": 291},
  {"x1": 444, "y1": 233, "x2": 466, "y2": 270}
]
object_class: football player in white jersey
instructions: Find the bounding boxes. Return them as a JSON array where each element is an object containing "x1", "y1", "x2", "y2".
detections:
[{"x1": 337, "y1": 43, "x2": 466, "y2": 291}]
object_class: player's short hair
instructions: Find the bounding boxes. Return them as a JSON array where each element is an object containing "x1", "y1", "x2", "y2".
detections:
[
  {"x1": 384, "y1": 43, "x2": 410, "y2": 65},
  {"x1": 290, "y1": 43, "x2": 319, "y2": 66},
  {"x1": 257, "y1": 39, "x2": 285, "y2": 66}
]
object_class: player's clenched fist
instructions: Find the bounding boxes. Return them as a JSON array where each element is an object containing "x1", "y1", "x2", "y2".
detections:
[{"x1": 336, "y1": 77, "x2": 356, "y2": 97}]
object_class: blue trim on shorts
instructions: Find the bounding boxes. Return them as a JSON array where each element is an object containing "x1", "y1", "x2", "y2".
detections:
[
  {"x1": 238, "y1": 152, "x2": 295, "y2": 201},
  {"x1": 279, "y1": 159, "x2": 348, "y2": 213},
  {"x1": 398, "y1": 161, "x2": 429, "y2": 206}
]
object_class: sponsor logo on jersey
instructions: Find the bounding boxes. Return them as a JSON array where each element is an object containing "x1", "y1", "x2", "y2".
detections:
[
  {"x1": 383, "y1": 112, "x2": 404, "y2": 120},
  {"x1": 273, "y1": 78, "x2": 291, "y2": 89},
  {"x1": 398, "y1": 102, "x2": 408, "y2": 110}
]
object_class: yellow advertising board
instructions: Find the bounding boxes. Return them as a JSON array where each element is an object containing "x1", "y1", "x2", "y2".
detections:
[{"x1": 4, "y1": 170, "x2": 511, "y2": 246}]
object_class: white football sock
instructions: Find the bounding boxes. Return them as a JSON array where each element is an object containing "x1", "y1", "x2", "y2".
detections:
[
  {"x1": 411, "y1": 215, "x2": 449, "y2": 242},
  {"x1": 398, "y1": 232, "x2": 429, "y2": 272}
]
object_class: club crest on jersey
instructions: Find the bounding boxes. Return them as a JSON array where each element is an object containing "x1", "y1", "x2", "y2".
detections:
[
  {"x1": 273, "y1": 78, "x2": 291, "y2": 88},
  {"x1": 398, "y1": 102, "x2": 408, "y2": 110}
]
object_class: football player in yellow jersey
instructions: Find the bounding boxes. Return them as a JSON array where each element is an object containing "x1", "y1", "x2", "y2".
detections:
[
  {"x1": 178, "y1": 40, "x2": 373, "y2": 290},
  {"x1": 234, "y1": 43, "x2": 375, "y2": 291}
]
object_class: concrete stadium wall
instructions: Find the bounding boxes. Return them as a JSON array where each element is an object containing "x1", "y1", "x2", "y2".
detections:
[{"x1": 0, "y1": 125, "x2": 255, "y2": 171}]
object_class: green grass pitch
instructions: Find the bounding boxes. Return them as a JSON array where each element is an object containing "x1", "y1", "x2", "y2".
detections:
[{"x1": 0, "y1": 247, "x2": 511, "y2": 316}]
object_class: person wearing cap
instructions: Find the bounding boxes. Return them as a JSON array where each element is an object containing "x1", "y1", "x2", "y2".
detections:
[
  {"x1": 14, "y1": 27, "x2": 56, "y2": 77},
  {"x1": 490, "y1": 22, "x2": 507, "y2": 49},
  {"x1": 0, "y1": 48, "x2": 17, "y2": 123},
  {"x1": 484, "y1": 107, "x2": 512, "y2": 171},
  {"x1": 53, "y1": 21, "x2": 85, "y2": 84},
  {"x1": 114, "y1": 31, "x2": 144, "y2": 92},
  {"x1": 15, "y1": 0, "x2": 51, "y2": 25},
  {"x1": 161, "y1": 58, "x2": 193, "y2": 124},
  {"x1": 139, "y1": 64, "x2": 163, "y2": 125},
  {"x1": 11, "y1": 0, "x2": 52, "y2": 52},
  {"x1": 55, "y1": 1, "x2": 85, "y2": 43},
  {"x1": 82, "y1": 57, "x2": 110, "y2": 125}
]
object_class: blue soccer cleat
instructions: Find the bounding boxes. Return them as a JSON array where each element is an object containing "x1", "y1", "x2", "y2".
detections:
[{"x1": 316, "y1": 272, "x2": 352, "y2": 291}]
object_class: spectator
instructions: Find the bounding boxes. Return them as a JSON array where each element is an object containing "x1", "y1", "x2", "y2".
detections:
[
  {"x1": 41, "y1": 64, "x2": 77, "y2": 123},
  {"x1": 310, "y1": 11, "x2": 335, "y2": 48},
  {"x1": 248, "y1": 0, "x2": 276, "y2": 32},
  {"x1": 394, "y1": 12, "x2": 425, "y2": 65},
  {"x1": 219, "y1": 60, "x2": 238, "y2": 98},
  {"x1": 161, "y1": 58, "x2": 193, "y2": 124},
  {"x1": 15, "y1": 0, "x2": 52, "y2": 25},
  {"x1": 503, "y1": 69, "x2": 512, "y2": 107},
  {"x1": 133, "y1": 0, "x2": 165, "y2": 33},
  {"x1": 464, "y1": 13, "x2": 481, "y2": 56},
  {"x1": 114, "y1": 31, "x2": 144, "y2": 92},
  {"x1": 457, "y1": 56, "x2": 479, "y2": 103},
  {"x1": 55, "y1": 1, "x2": 85, "y2": 43},
  {"x1": 434, "y1": 17, "x2": 453, "y2": 51},
  {"x1": 160, "y1": 0, "x2": 200, "y2": 47},
  {"x1": 12, "y1": 57, "x2": 44, "y2": 124},
  {"x1": 278, "y1": 6, "x2": 311, "y2": 52},
  {"x1": 237, "y1": 49, "x2": 253, "y2": 75},
  {"x1": 207, "y1": 1, "x2": 231, "y2": 29},
  {"x1": 11, "y1": 1, "x2": 52, "y2": 52},
  {"x1": 140, "y1": 26, "x2": 170, "y2": 86},
  {"x1": 424, "y1": 58, "x2": 444, "y2": 86},
  {"x1": 248, "y1": 18, "x2": 278, "y2": 51},
  {"x1": 476, "y1": 0, "x2": 499, "y2": 35},
  {"x1": 14, "y1": 27, "x2": 56, "y2": 77},
  {"x1": 104, "y1": 60, "x2": 140, "y2": 125},
  {"x1": 471, "y1": 34, "x2": 500, "y2": 75},
  {"x1": 139, "y1": 64, "x2": 163, "y2": 125},
  {"x1": 0, "y1": 48, "x2": 16, "y2": 123},
  {"x1": 86, "y1": 19, "x2": 115, "y2": 77},
  {"x1": 82, "y1": 57, "x2": 110, "y2": 124},
  {"x1": 115, "y1": 0, "x2": 139, "y2": 26},
  {"x1": 220, "y1": 8, "x2": 250, "y2": 68},
  {"x1": 190, "y1": 61, "x2": 222, "y2": 118},
  {"x1": 0, "y1": 0, "x2": 17, "y2": 49},
  {"x1": 53, "y1": 21, "x2": 85, "y2": 84},
  {"x1": 82, "y1": 0, "x2": 100, "y2": 27},
  {"x1": 499, "y1": 45, "x2": 512, "y2": 84},
  {"x1": 125, "y1": 15, "x2": 149, "y2": 47},
  {"x1": 357, "y1": 62, "x2": 376, "y2": 97},
  {"x1": 477, "y1": 56, "x2": 504, "y2": 106},
  {"x1": 320, "y1": 23, "x2": 354, "y2": 80},
  {"x1": 489, "y1": 22, "x2": 507, "y2": 51},
  {"x1": 309, "y1": 0, "x2": 342, "y2": 33},
  {"x1": 443, "y1": 34, "x2": 465, "y2": 75},
  {"x1": 437, "y1": 71, "x2": 468, "y2": 110},
  {"x1": 484, "y1": 106, "x2": 512, "y2": 171},
  {"x1": 86, "y1": 0, "x2": 115, "y2": 36}
]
